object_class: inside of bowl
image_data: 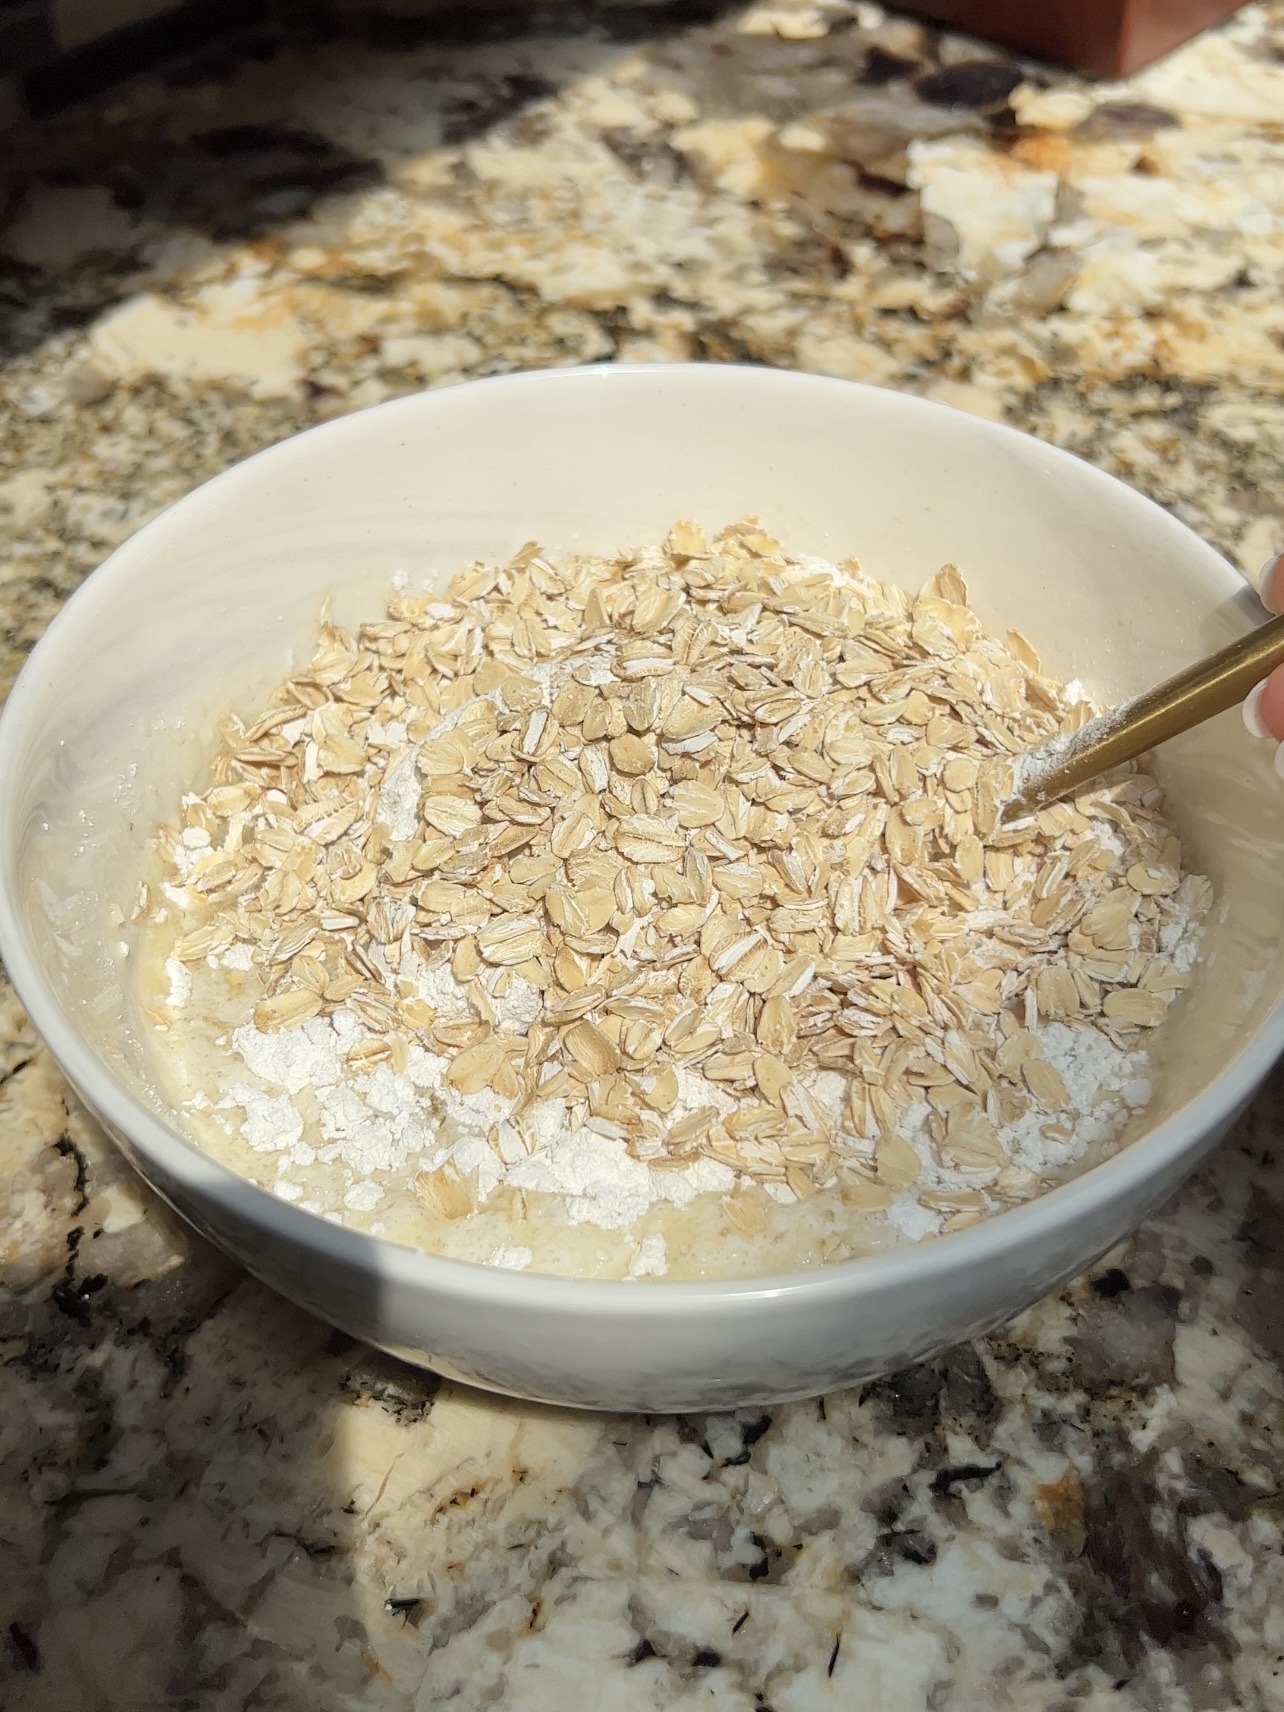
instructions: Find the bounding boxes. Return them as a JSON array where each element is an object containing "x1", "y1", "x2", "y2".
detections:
[{"x1": 5, "y1": 366, "x2": 1282, "y2": 1194}]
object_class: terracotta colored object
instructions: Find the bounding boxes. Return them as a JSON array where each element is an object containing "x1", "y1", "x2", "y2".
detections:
[{"x1": 904, "y1": 0, "x2": 1244, "y2": 76}]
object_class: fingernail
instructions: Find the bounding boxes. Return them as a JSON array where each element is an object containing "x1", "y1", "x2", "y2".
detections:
[
  {"x1": 1244, "y1": 678, "x2": 1271, "y2": 740},
  {"x1": 1259, "y1": 551, "x2": 1284, "y2": 614}
]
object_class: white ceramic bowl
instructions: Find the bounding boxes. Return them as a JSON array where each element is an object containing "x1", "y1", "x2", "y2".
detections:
[{"x1": 3, "y1": 364, "x2": 1283, "y2": 1411}]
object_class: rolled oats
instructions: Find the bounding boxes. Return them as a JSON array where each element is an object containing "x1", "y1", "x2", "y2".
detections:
[{"x1": 144, "y1": 520, "x2": 1210, "y2": 1270}]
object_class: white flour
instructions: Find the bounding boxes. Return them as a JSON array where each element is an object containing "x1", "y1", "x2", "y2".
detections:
[
  {"x1": 180, "y1": 928, "x2": 1195, "y2": 1260},
  {"x1": 377, "y1": 749, "x2": 421, "y2": 843},
  {"x1": 488, "y1": 1244, "x2": 533, "y2": 1271},
  {"x1": 505, "y1": 1129, "x2": 735, "y2": 1229},
  {"x1": 157, "y1": 815, "x2": 1207, "y2": 1264},
  {"x1": 1162, "y1": 875, "x2": 1209, "y2": 973},
  {"x1": 200, "y1": 953, "x2": 740, "y2": 1237},
  {"x1": 164, "y1": 956, "x2": 191, "y2": 1009},
  {"x1": 628, "y1": 1233, "x2": 668, "y2": 1279}
]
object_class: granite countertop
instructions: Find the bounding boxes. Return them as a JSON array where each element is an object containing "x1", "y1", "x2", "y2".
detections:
[{"x1": 3, "y1": 2, "x2": 1284, "y2": 1706}]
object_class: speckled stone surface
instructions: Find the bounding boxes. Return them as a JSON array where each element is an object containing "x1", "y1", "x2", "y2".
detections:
[{"x1": 3, "y1": 3, "x2": 1284, "y2": 1707}]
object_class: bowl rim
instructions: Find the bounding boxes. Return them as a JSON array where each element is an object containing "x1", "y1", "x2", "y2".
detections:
[{"x1": 1, "y1": 359, "x2": 1280, "y2": 1313}]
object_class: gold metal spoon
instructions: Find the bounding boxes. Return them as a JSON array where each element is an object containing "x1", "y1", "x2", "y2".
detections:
[{"x1": 1003, "y1": 610, "x2": 1284, "y2": 821}]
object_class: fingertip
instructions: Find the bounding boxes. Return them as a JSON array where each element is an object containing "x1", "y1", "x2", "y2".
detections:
[
  {"x1": 1259, "y1": 669, "x2": 1284, "y2": 743},
  {"x1": 1244, "y1": 678, "x2": 1271, "y2": 740},
  {"x1": 1259, "y1": 550, "x2": 1284, "y2": 615}
]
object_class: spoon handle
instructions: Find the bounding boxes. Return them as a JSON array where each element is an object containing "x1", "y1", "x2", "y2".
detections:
[{"x1": 1006, "y1": 610, "x2": 1284, "y2": 819}]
